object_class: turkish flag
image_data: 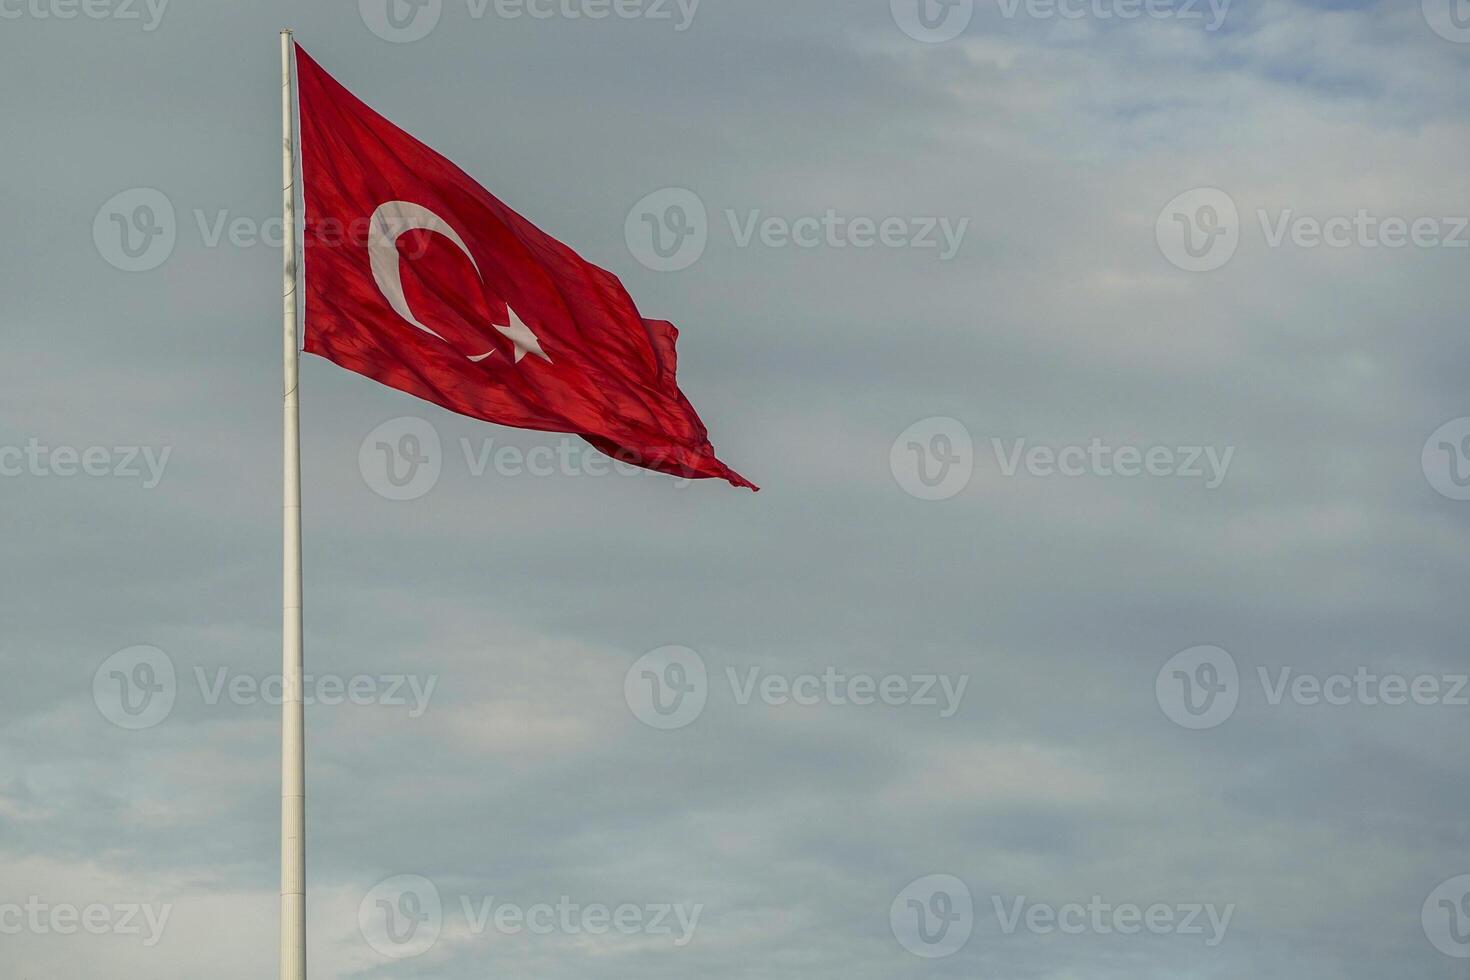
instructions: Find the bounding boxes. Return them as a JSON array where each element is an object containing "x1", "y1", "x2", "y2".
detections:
[{"x1": 293, "y1": 44, "x2": 755, "y2": 490}]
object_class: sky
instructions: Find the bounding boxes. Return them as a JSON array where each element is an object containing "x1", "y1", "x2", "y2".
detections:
[{"x1": 1, "y1": 0, "x2": 1469, "y2": 977}]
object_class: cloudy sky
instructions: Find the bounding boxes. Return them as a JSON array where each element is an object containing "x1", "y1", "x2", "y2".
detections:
[{"x1": 2, "y1": 0, "x2": 1469, "y2": 976}]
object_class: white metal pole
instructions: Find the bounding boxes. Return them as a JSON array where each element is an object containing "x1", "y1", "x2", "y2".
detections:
[{"x1": 280, "y1": 27, "x2": 307, "y2": 980}]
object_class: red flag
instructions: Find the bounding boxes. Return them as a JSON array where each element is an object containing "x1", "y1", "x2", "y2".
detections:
[{"x1": 293, "y1": 45, "x2": 755, "y2": 490}]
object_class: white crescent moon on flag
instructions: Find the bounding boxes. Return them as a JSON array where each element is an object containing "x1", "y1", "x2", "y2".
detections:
[{"x1": 367, "y1": 200, "x2": 550, "y2": 364}]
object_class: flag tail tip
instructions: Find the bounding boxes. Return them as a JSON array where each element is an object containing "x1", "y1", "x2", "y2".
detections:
[{"x1": 725, "y1": 469, "x2": 760, "y2": 492}]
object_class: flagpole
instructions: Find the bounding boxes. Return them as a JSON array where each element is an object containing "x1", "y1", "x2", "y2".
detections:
[{"x1": 280, "y1": 27, "x2": 307, "y2": 980}]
